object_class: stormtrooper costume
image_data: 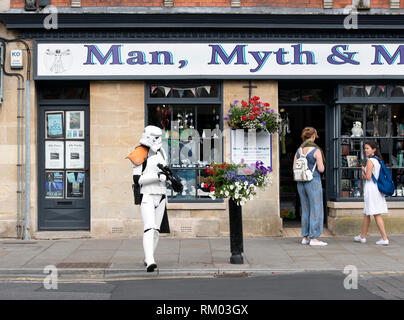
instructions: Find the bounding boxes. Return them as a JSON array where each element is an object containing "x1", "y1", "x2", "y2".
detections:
[{"x1": 132, "y1": 126, "x2": 168, "y2": 272}]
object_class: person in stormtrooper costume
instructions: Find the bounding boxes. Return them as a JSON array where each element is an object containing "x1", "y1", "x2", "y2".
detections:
[{"x1": 132, "y1": 126, "x2": 168, "y2": 272}]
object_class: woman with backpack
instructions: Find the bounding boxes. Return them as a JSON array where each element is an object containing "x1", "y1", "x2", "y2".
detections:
[
  {"x1": 293, "y1": 127, "x2": 327, "y2": 246},
  {"x1": 354, "y1": 141, "x2": 389, "y2": 245}
]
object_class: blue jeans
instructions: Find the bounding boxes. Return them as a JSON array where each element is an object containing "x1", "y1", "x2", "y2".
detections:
[{"x1": 297, "y1": 177, "x2": 324, "y2": 239}]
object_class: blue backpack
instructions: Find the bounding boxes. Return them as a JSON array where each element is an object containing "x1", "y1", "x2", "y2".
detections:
[{"x1": 371, "y1": 157, "x2": 395, "y2": 197}]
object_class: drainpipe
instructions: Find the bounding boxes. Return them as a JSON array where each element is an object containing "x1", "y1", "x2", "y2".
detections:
[{"x1": 23, "y1": 78, "x2": 30, "y2": 240}]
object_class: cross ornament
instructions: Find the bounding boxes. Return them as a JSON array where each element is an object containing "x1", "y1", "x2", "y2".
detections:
[{"x1": 242, "y1": 80, "x2": 258, "y2": 101}]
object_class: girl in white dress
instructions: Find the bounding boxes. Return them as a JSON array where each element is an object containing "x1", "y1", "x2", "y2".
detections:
[{"x1": 354, "y1": 141, "x2": 389, "y2": 245}]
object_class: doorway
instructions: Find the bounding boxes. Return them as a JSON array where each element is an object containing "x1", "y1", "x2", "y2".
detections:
[
  {"x1": 279, "y1": 105, "x2": 327, "y2": 229},
  {"x1": 37, "y1": 82, "x2": 90, "y2": 230}
]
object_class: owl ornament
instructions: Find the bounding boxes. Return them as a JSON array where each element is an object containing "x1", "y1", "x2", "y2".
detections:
[{"x1": 351, "y1": 121, "x2": 363, "y2": 137}]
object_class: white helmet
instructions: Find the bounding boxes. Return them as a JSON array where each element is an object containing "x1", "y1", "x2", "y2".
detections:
[{"x1": 140, "y1": 125, "x2": 163, "y2": 152}]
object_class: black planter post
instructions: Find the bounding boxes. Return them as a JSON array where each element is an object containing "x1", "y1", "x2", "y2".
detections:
[{"x1": 228, "y1": 198, "x2": 244, "y2": 264}]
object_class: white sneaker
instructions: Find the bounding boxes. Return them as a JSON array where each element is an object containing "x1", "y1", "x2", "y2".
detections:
[
  {"x1": 354, "y1": 235, "x2": 366, "y2": 243},
  {"x1": 301, "y1": 237, "x2": 310, "y2": 245},
  {"x1": 376, "y1": 239, "x2": 389, "y2": 246},
  {"x1": 309, "y1": 239, "x2": 328, "y2": 246}
]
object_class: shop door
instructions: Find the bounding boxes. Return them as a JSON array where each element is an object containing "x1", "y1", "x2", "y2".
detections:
[
  {"x1": 279, "y1": 105, "x2": 327, "y2": 227},
  {"x1": 38, "y1": 104, "x2": 90, "y2": 230}
]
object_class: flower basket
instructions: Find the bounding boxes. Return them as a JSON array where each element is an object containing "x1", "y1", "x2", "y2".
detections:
[
  {"x1": 201, "y1": 161, "x2": 273, "y2": 206},
  {"x1": 224, "y1": 96, "x2": 280, "y2": 134}
]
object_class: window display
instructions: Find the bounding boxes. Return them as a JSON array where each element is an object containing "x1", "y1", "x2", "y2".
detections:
[
  {"x1": 147, "y1": 83, "x2": 222, "y2": 202},
  {"x1": 335, "y1": 85, "x2": 404, "y2": 200}
]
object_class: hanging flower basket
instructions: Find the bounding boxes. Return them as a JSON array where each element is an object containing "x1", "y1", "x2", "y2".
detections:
[
  {"x1": 201, "y1": 161, "x2": 273, "y2": 206},
  {"x1": 224, "y1": 96, "x2": 280, "y2": 134}
]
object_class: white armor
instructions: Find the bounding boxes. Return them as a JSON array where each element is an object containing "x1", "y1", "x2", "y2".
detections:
[{"x1": 132, "y1": 126, "x2": 168, "y2": 272}]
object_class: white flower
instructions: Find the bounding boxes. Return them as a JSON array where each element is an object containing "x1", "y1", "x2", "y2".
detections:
[
  {"x1": 225, "y1": 190, "x2": 229, "y2": 197},
  {"x1": 230, "y1": 185, "x2": 234, "y2": 190},
  {"x1": 240, "y1": 200, "x2": 246, "y2": 206}
]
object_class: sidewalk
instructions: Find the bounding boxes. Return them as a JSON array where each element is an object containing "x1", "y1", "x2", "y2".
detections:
[{"x1": 1, "y1": 235, "x2": 404, "y2": 280}]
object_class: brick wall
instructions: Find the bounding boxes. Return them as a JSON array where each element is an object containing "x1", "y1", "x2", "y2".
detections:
[{"x1": 8, "y1": 0, "x2": 399, "y2": 10}]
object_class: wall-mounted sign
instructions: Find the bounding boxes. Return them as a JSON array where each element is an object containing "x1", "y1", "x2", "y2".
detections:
[
  {"x1": 230, "y1": 129, "x2": 271, "y2": 168},
  {"x1": 36, "y1": 42, "x2": 404, "y2": 79},
  {"x1": 10, "y1": 50, "x2": 23, "y2": 69}
]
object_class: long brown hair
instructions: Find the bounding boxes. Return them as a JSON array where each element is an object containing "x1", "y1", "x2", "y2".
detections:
[{"x1": 365, "y1": 140, "x2": 383, "y2": 161}]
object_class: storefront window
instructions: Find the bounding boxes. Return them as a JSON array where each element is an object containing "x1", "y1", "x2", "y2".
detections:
[
  {"x1": 335, "y1": 84, "x2": 404, "y2": 200},
  {"x1": 146, "y1": 82, "x2": 222, "y2": 202}
]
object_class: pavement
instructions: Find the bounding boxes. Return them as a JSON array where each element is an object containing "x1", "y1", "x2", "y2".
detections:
[{"x1": 1, "y1": 235, "x2": 404, "y2": 280}]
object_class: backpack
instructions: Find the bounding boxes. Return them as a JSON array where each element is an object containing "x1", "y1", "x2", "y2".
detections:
[
  {"x1": 371, "y1": 157, "x2": 395, "y2": 197},
  {"x1": 293, "y1": 147, "x2": 317, "y2": 182}
]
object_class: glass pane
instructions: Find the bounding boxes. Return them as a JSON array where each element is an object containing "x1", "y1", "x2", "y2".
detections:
[
  {"x1": 196, "y1": 169, "x2": 211, "y2": 199},
  {"x1": 66, "y1": 171, "x2": 85, "y2": 199},
  {"x1": 66, "y1": 111, "x2": 85, "y2": 139},
  {"x1": 392, "y1": 169, "x2": 404, "y2": 197},
  {"x1": 343, "y1": 85, "x2": 365, "y2": 97},
  {"x1": 45, "y1": 112, "x2": 64, "y2": 139},
  {"x1": 340, "y1": 169, "x2": 363, "y2": 198},
  {"x1": 279, "y1": 88, "x2": 300, "y2": 104},
  {"x1": 169, "y1": 169, "x2": 196, "y2": 200},
  {"x1": 341, "y1": 139, "x2": 364, "y2": 168},
  {"x1": 392, "y1": 138, "x2": 404, "y2": 168},
  {"x1": 149, "y1": 85, "x2": 219, "y2": 98},
  {"x1": 366, "y1": 104, "x2": 389, "y2": 137},
  {"x1": 147, "y1": 104, "x2": 171, "y2": 130},
  {"x1": 391, "y1": 85, "x2": 404, "y2": 97},
  {"x1": 364, "y1": 85, "x2": 386, "y2": 97},
  {"x1": 45, "y1": 171, "x2": 64, "y2": 199},
  {"x1": 392, "y1": 105, "x2": 404, "y2": 137},
  {"x1": 341, "y1": 104, "x2": 364, "y2": 137},
  {"x1": 40, "y1": 83, "x2": 89, "y2": 100}
]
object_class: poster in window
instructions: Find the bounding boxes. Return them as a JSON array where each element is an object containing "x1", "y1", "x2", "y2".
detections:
[
  {"x1": 45, "y1": 141, "x2": 64, "y2": 169},
  {"x1": 66, "y1": 111, "x2": 84, "y2": 139},
  {"x1": 66, "y1": 141, "x2": 85, "y2": 169},
  {"x1": 66, "y1": 171, "x2": 85, "y2": 199},
  {"x1": 230, "y1": 129, "x2": 272, "y2": 167},
  {"x1": 46, "y1": 112, "x2": 64, "y2": 139},
  {"x1": 45, "y1": 171, "x2": 64, "y2": 198}
]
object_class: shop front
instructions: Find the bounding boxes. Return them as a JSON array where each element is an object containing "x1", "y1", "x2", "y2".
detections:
[{"x1": 2, "y1": 13, "x2": 404, "y2": 239}]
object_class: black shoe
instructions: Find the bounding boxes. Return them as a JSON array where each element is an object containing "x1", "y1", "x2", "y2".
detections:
[{"x1": 146, "y1": 263, "x2": 157, "y2": 272}]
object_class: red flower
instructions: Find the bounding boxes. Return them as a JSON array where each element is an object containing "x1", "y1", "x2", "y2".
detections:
[
  {"x1": 249, "y1": 115, "x2": 255, "y2": 120},
  {"x1": 241, "y1": 116, "x2": 247, "y2": 121},
  {"x1": 203, "y1": 183, "x2": 208, "y2": 189},
  {"x1": 209, "y1": 187, "x2": 215, "y2": 192},
  {"x1": 241, "y1": 100, "x2": 248, "y2": 107},
  {"x1": 264, "y1": 102, "x2": 270, "y2": 107},
  {"x1": 252, "y1": 96, "x2": 260, "y2": 101}
]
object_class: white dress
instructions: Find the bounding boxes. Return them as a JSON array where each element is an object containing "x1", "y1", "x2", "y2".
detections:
[{"x1": 363, "y1": 158, "x2": 388, "y2": 215}]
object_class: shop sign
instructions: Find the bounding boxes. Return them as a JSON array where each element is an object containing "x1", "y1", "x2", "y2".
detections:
[{"x1": 36, "y1": 42, "x2": 404, "y2": 79}]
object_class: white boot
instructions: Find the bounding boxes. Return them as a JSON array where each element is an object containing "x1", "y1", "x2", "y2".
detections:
[{"x1": 143, "y1": 229, "x2": 157, "y2": 272}]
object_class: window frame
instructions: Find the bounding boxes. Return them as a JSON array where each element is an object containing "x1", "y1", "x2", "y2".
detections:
[{"x1": 145, "y1": 81, "x2": 224, "y2": 203}]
